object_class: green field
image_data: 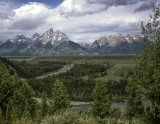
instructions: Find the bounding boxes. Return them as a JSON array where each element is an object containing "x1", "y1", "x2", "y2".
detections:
[
  {"x1": 7, "y1": 55, "x2": 136, "y2": 81},
  {"x1": 7, "y1": 55, "x2": 135, "y2": 63}
]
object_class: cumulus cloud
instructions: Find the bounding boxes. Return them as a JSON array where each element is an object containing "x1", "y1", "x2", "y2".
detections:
[
  {"x1": 57, "y1": 0, "x2": 141, "y2": 17},
  {"x1": 58, "y1": 0, "x2": 106, "y2": 16},
  {"x1": 9, "y1": 2, "x2": 51, "y2": 30},
  {"x1": 0, "y1": 0, "x2": 157, "y2": 42}
]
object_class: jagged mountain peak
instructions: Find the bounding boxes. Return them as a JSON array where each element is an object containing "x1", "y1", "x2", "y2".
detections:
[
  {"x1": 91, "y1": 33, "x2": 142, "y2": 48},
  {"x1": 10, "y1": 34, "x2": 28, "y2": 42},
  {"x1": 8, "y1": 28, "x2": 70, "y2": 45},
  {"x1": 15, "y1": 34, "x2": 26, "y2": 39},
  {"x1": 49, "y1": 28, "x2": 53, "y2": 33},
  {"x1": 41, "y1": 29, "x2": 70, "y2": 45},
  {"x1": 44, "y1": 28, "x2": 54, "y2": 35},
  {"x1": 0, "y1": 28, "x2": 89, "y2": 56},
  {"x1": 32, "y1": 33, "x2": 40, "y2": 39},
  {"x1": 97, "y1": 33, "x2": 139, "y2": 47}
]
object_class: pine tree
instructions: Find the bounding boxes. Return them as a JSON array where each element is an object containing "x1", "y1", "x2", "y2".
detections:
[
  {"x1": 129, "y1": 3, "x2": 160, "y2": 120},
  {"x1": 5, "y1": 99, "x2": 14, "y2": 120},
  {"x1": 41, "y1": 91, "x2": 48, "y2": 117},
  {"x1": 0, "y1": 107, "x2": 3, "y2": 121},
  {"x1": 91, "y1": 78, "x2": 110, "y2": 118},
  {"x1": 0, "y1": 63, "x2": 21, "y2": 117},
  {"x1": 21, "y1": 82, "x2": 36, "y2": 118},
  {"x1": 0, "y1": 63, "x2": 36, "y2": 120},
  {"x1": 51, "y1": 80, "x2": 70, "y2": 112},
  {"x1": 126, "y1": 80, "x2": 144, "y2": 117}
]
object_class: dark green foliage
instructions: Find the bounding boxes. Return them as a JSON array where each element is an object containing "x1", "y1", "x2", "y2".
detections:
[
  {"x1": 110, "y1": 108, "x2": 121, "y2": 119},
  {"x1": 56, "y1": 64, "x2": 109, "y2": 101},
  {"x1": 27, "y1": 78, "x2": 55, "y2": 98},
  {"x1": 63, "y1": 64, "x2": 108, "y2": 78},
  {"x1": 0, "y1": 62, "x2": 36, "y2": 121},
  {"x1": 41, "y1": 91, "x2": 48, "y2": 117},
  {"x1": 27, "y1": 63, "x2": 109, "y2": 101},
  {"x1": 106, "y1": 79, "x2": 128, "y2": 101},
  {"x1": 140, "y1": 4, "x2": 160, "y2": 119},
  {"x1": 0, "y1": 63, "x2": 21, "y2": 116},
  {"x1": 92, "y1": 79, "x2": 110, "y2": 118},
  {"x1": 61, "y1": 77, "x2": 96, "y2": 101},
  {"x1": 51, "y1": 80, "x2": 71, "y2": 112},
  {"x1": 126, "y1": 4, "x2": 160, "y2": 122},
  {"x1": 0, "y1": 57, "x2": 16, "y2": 75},
  {"x1": 11, "y1": 61, "x2": 65, "y2": 78},
  {"x1": 0, "y1": 56, "x2": 65, "y2": 79},
  {"x1": 126, "y1": 80, "x2": 144, "y2": 117}
]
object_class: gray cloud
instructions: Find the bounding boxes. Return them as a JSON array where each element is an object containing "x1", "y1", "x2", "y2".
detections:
[
  {"x1": 88, "y1": 0, "x2": 130, "y2": 6},
  {"x1": 74, "y1": 24, "x2": 120, "y2": 34},
  {"x1": 135, "y1": 0, "x2": 154, "y2": 12},
  {"x1": 0, "y1": 3, "x2": 5, "y2": 6},
  {"x1": 0, "y1": 11, "x2": 15, "y2": 19},
  {"x1": 83, "y1": 23, "x2": 140, "y2": 34},
  {"x1": 0, "y1": 12, "x2": 10, "y2": 19},
  {"x1": 0, "y1": 1, "x2": 16, "y2": 19},
  {"x1": 9, "y1": 18, "x2": 45, "y2": 30}
]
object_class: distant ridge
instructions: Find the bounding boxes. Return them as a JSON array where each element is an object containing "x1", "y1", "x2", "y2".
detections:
[
  {"x1": 0, "y1": 30, "x2": 143, "y2": 56},
  {"x1": 84, "y1": 33, "x2": 143, "y2": 54}
]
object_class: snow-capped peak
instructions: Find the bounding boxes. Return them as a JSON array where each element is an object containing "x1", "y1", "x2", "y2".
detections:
[
  {"x1": 41, "y1": 29, "x2": 70, "y2": 45},
  {"x1": 10, "y1": 35, "x2": 28, "y2": 42},
  {"x1": 93, "y1": 33, "x2": 142, "y2": 48},
  {"x1": 44, "y1": 28, "x2": 54, "y2": 35}
]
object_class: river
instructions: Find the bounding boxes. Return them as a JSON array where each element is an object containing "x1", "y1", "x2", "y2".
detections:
[
  {"x1": 73, "y1": 100, "x2": 153, "y2": 114},
  {"x1": 36, "y1": 65, "x2": 71, "y2": 79},
  {"x1": 73, "y1": 102, "x2": 128, "y2": 114}
]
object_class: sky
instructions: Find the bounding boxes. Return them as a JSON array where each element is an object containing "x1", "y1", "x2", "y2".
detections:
[{"x1": 0, "y1": 0, "x2": 159, "y2": 43}]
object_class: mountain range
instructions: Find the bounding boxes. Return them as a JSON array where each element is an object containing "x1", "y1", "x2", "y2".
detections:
[
  {"x1": 0, "y1": 28, "x2": 143, "y2": 56},
  {"x1": 0, "y1": 28, "x2": 89, "y2": 56},
  {"x1": 90, "y1": 33, "x2": 142, "y2": 54}
]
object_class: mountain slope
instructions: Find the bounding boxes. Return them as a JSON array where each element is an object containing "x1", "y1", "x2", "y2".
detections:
[
  {"x1": 90, "y1": 34, "x2": 142, "y2": 54},
  {"x1": 0, "y1": 28, "x2": 89, "y2": 56}
]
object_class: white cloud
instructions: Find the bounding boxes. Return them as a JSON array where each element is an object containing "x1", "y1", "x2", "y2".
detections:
[
  {"x1": 0, "y1": 0, "x2": 155, "y2": 43},
  {"x1": 58, "y1": 0, "x2": 106, "y2": 16}
]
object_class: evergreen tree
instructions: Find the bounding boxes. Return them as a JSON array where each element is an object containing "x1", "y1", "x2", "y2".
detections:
[
  {"x1": 0, "y1": 107, "x2": 3, "y2": 121},
  {"x1": 0, "y1": 63, "x2": 21, "y2": 117},
  {"x1": 41, "y1": 91, "x2": 48, "y2": 117},
  {"x1": 21, "y1": 83, "x2": 36, "y2": 118},
  {"x1": 126, "y1": 80, "x2": 144, "y2": 117},
  {"x1": 5, "y1": 99, "x2": 14, "y2": 121},
  {"x1": 92, "y1": 79, "x2": 110, "y2": 118},
  {"x1": 128, "y1": 3, "x2": 160, "y2": 120},
  {"x1": 51, "y1": 80, "x2": 70, "y2": 112},
  {"x1": 0, "y1": 63, "x2": 36, "y2": 120}
]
